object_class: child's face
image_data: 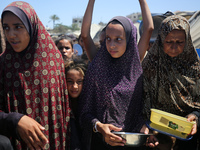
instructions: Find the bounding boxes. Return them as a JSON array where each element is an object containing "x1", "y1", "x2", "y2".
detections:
[
  {"x1": 66, "y1": 69, "x2": 84, "y2": 98},
  {"x1": 57, "y1": 39, "x2": 74, "y2": 59},
  {"x1": 106, "y1": 23, "x2": 126, "y2": 58},
  {"x1": 2, "y1": 12, "x2": 30, "y2": 52}
]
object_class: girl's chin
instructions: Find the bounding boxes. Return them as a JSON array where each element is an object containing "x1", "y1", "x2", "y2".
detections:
[
  {"x1": 70, "y1": 94, "x2": 79, "y2": 99},
  {"x1": 13, "y1": 49, "x2": 24, "y2": 53}
]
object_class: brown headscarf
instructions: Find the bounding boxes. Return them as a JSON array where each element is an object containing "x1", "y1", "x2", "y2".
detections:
[{"x1": 142, "y1": 15, "x2": 200, "y2": 119}]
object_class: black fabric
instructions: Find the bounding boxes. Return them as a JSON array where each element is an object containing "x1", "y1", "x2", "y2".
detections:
[
  {"x1": 173, "y1": 132, "x2": 199, "y2": 150},
  {"x1": 191, "y1": 110, "x2": 200, "y2": 128},
  {"x1": 0, "y1": 135, "x2": 14, "y2": 150},
  {"x1": 0, "y1": 112, "x2": 24, "y2": 139},
  {"x1": 70, "y1": 117, "x2": 82, "y2": 150}
]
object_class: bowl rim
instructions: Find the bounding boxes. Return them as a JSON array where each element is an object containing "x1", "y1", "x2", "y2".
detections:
[{"x1": 112, "y1": 132, "x2": 152, "y2": 136}]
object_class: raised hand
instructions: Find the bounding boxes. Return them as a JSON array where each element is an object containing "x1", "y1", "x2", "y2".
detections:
[
  {"x1": 81, "y1": 0, "x2": 98, "y2": 61},
  {"x1": 138, "y1": 0, "x2": 154, "y2": 62}
]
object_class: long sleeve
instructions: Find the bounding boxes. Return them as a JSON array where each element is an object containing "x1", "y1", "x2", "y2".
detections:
[
  {"x1": 191, "y1": 110, "x2": 200, "y2": 128},
  {"x1": 0, "y1": 112, "x2": 24, "y2": 139}
]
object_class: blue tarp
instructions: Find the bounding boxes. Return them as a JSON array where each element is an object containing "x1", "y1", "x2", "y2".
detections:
[{"x1": 196, "y1": 49, "x2": 200, "y2": 56}]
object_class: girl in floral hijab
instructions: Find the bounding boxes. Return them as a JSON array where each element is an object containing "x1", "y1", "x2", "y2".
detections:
[
  {"x1": 143, "y1": 15, "x2": 200, "y2": 150},
  {"x1": 0, "y1": 1, "x2": 70, "y2": 149}
]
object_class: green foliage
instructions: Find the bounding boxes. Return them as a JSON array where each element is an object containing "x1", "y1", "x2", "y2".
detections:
[
  {"x1": 70, "y1": 23, "x2": 80, "y2": 31},
  {"x1": 49, "y1": 14, "x2": 60, "y2": 28},
  {"x1": 52, "y1": 24, "x2": 69, "y2": 33},
  {"x1": 49, "y1": 15, "x2": 80, "y2": 33}
]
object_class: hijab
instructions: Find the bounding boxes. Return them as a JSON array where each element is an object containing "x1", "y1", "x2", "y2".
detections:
[
  {"x1": 0, "y1": 1, "x2": 70, "y2": 149},
  {"x1": 142, "y1": 15, "x2": 200, "y2": 119},
  {"x1": 79, "y1": 16, "x2": 144, "y2": 132},
  {"x1": 0, "y1": 19, "x2": 5, "y2": 54}
]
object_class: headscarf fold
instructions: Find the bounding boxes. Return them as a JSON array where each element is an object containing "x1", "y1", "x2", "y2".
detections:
[
  {"x1": 79, "y1": 16, "x2": 144, "y2": 133},
  {"x1": 142, "y1": 15, "x2": 200, "y2": 119},
  {"x1": 2, "y1": 6, "x2": 31, "y2": 36},
  {"x1": 0, "y1": 1, "x2": 70, "y2": 149},
  {"x1": 0, "y1": 19, "x2": 5, "y2": 54}
]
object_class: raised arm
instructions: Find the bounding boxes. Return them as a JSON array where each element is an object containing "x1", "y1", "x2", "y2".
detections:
[
  {"x1": 81, "y1": 0, "x2": 97, "y2": 61},
  {"x1": 138, "y1": 0, "x2": 154, "y2": 62}
]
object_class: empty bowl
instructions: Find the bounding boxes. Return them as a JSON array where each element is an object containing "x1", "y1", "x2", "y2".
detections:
[{"x1": 112, "y1": 132, "x2": 152, "y2": 147}]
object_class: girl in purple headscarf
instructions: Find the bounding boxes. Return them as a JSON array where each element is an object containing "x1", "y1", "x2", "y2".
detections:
[{"x1": 79, "y1": 16, "x2": 149, "y2": 150}]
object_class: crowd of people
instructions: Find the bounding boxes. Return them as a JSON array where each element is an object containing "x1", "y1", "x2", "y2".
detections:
[{"x1": 0, "y1": 0, "x2": 199, "y2": 150}]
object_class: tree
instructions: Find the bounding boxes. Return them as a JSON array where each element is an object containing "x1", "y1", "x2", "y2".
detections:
[
  {"x1": 52, "y1": 24, "x2": 69, "y2": 34},
  {"x1": 49, "y1": 15, "x2": 60, "y2": 28},
  {"x1": 70, "y1": 23, "x2": 80, "y2": 31}
]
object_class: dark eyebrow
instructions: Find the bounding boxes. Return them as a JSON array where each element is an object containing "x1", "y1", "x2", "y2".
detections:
[
  {"x1": 3, "y1": 23, "x2": 24, "y2": 26},
  {"x1": 13, "y1": 23, "x2": 24, "y2": 26},
  {"x1": 106, "y1": 34, "x2": 123, "y2": 38},
  {"x1": 66, "y1": 78, "x2": 73, "y2": 80}
]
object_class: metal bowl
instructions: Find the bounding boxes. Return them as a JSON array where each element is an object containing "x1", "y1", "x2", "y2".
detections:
[{"x1": 113, "y1": 132, "x2": 152, "y2": 147}]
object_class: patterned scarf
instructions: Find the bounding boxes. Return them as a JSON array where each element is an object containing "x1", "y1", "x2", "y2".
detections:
[
  {"x1": 0, "y1": 1, "x2": 70, "y2": 149},
  {"x1": 142, "y1": 15, "x2": 200, "y2": 119},
  {"x1": 79, "y1": 16, "x2": 144, "y2": 133},
  {"x1": 0, "y1": 19, "x2": 5, "y2": 53}
]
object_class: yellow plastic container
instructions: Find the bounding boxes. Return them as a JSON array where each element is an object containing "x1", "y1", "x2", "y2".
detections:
[
  {"x1": 150, "y1": 109, "x2": 195, "y2": 134},
  {"x1": 149, "y1": 122, "x2": 189, "y2": 139}
]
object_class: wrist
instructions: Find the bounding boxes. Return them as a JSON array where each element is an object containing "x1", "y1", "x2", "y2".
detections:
[{"x1": 93, "y1": 121, "x2": 100, "y2": 133}]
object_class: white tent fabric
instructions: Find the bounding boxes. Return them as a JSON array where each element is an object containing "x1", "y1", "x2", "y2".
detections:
[{"x1": 189, "y1": 11, "x2": 200, "y2": 49}]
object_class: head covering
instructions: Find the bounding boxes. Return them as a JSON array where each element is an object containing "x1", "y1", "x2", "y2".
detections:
[
  {"x1": 0, "y1": 19, "x2": 5, "y2": 53},
  {"x1": 142, "y1": 15, "x2": 200, "y2": 119},
  {"x1": 0, "y1": 1, "x2": 70, "y2": 149},
  {"x1": 2, "y1": 6, "x2": 31, "y2": 37},
  {"x1": 79, "y1": 16, "x2": 144, "y2": 133},
  {"x1": 139, "y1": 11, "x2": 174, "y2": 43},
  {"x1": 107, "y1": 16, "x2": 132, "y2": 45}
]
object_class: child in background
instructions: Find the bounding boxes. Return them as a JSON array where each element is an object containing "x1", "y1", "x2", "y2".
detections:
[
  {"x1": 65, "y1": 57, "x2": 88, "y2": 150},
  {"x1": 55, "y1": 35, "x2": 75, "y2": 63},
  {"x1": 65, "y1": 57, "x2": 87, "y2": 119}
]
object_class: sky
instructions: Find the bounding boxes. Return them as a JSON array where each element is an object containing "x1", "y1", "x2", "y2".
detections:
[{"x1": 0, "y1": 0, "x2": 200, "y2": 29}]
